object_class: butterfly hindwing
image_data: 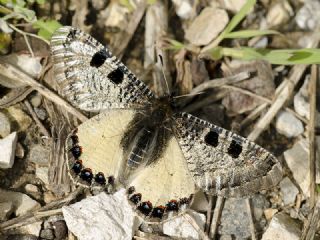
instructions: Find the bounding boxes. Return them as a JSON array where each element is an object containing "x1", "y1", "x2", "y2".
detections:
[
  {"x1": 172, "y1": 112, "x2": 282, "y2": 197},
  {"x1": 51, "y1": 26, "x2": 155, "y2": 111}
]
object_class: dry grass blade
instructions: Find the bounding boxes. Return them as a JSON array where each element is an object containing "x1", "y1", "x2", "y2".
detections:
[
  {"x1": 0, "y1": 87, "x2": 33, "y2": 108},
  {"x1": 209, "y1": 196, "x2": 224, "y2": 238},
  {"x1": 0, "y1": 62, "x2": 88, "y2": 122}
]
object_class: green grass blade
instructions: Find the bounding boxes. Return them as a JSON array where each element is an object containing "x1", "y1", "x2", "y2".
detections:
[
  {"x1": 222, "y1": 0, "x2": 256, "y2": 37},
  {"x1": 214, "y1": 47, "x2": 320, "y2": 65},
  {"x1": 224, "y1": 29, "x2": 280, "y2": 39}
]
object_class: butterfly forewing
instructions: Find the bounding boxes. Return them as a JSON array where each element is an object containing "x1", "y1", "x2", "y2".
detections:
[
  {"x1": 172, "y1": 112, "x2": 282, "y2": 197},
  {"x1": 51, "y1": 26, "x2": 155, "y2": 111}
]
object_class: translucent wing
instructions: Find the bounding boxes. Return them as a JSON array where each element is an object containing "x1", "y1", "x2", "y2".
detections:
[
  {"x1": 51, "y1": 26, "x2": 155, "y2": 111},
  {"x1": 172, "y1": 112, "x2": 282, "y2": 197},
  {"x1": 66, "y1": 109, "x2": 196, "y2": 219}
]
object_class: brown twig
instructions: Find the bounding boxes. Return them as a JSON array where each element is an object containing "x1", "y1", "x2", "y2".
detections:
[
  {"x1": 24, "y1": 99, "x2": 51, "y2": 137},
  {"x1": 308, "y1": 65, "x2": 317, "y2": 208},
  {"x1": 209, "y1": 196, "x2": 224, "y2": 238},
  {"x1": 0, "y1": 62, "x2": 88, "y2": 123}
]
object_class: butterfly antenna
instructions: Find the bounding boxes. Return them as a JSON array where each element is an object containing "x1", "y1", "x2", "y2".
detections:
[
  {"x1": 172, "y1": 92, "x2": 205, "y2": 99},
  {"x1": 158, "y1": 54, "x2": 171, "y2": 96}
]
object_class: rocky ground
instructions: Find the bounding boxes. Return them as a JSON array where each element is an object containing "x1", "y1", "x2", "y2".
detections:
[{"x1": 0, "y1": 0, "x2": 319, "y2": 239}]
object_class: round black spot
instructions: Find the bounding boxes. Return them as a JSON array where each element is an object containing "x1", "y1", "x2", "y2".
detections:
[
  {"x1": 80, "y1": 168, "x2": 93, "y2": 183},
  {"x1": 107, "y1": 68, "x2": 124, "y2": 85},
  {"x1": 108, "y1": 176, "x2": 115, "y2": 185},
  {"x1": 204, "y1": 131, "x2": 219, "y2": 147},
  {"x1": 128, "y1": 186, "x2": 135, "y2": 194},
  {"x1": 95, "y1": 172, "x2": 106, "y2": 185},
  {"x1": 71, "y1": 146, "x2": 82, "y2": 159},
  {"x1": 72, "y1": 160, "x2": 82, "y2": 174},
  {"x1": 138, "y1": 201, "x2": 153, "y2": 216},
  {"x1": 151, "y1": 206, "x2": 165, "y2": 218},
  {"x1": 71, "y1": 135, "x2": 79, "y2": 145},
  {"x1": 228, "y1": 140, "x2": 242, "y2": 158},
  {"x1": 166, "y1": 200, "x2": 179, "y2": 211},
  {"x1": 90, "y1": 49, "x2": 108, "y2": 68},
  {"x1": 129, "y1": 193, "x2": 141, "y2": 204}
]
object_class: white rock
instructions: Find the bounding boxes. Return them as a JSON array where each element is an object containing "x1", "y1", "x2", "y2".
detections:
[
  {"x1": 0, "y1": 189, "x2": 40, "y2": 216},
  {"x1": 0, "y1": 201, "x2": 13, "y2": 221},
  {"x1": 15, "y1": 54, "x2": 42, "y2": 79},
  {"x1": 296, "y1": 0, "x2": 320, "y2": 30},
  {"x1": 266, "y1": 1, "x2": 293, "y2": 27},
  {"x1": 284, "y1": 138, "x2": 310, "y2": 197},
  {"x1": 0, "y1": 112, "x2": 11, "y2": 138},
  {"x1": 171, "y1": 0, "x2": 194, "y2": 19},
  {"x1": 25, "y1": 184, "x2": 39, "y2": 193},
  {"x1": 262, "y1": 212, "x2": 301, "y2": 240},
  {"x1": 20, "y1": 221, "x2": 43, "y2": 236},
  {"x1": 36, "y1": 166, "x2": 49, "y2": 185},
  {"x1": 294, "y1": 77, "x2": 310, "y2": 119},
  {"x1": 63, "y1": 189, "x2": 142, "y2": 240},
  {"x1": 279, "y1": 177, "x2": 299, "y2": 205},
  {"x1": 185, "y1": 7, "x2": 229, "y2": 46},
  {"x1": 221, "y1": 0, "x2": 247, "y2": 13},
  {"x1": 162, "y1": 210, "x2": 206, "y2": 240},
  {"x1": 0, "y1": 132, "x2": 18, "y2": 169},
  {"x1": 275, "y1": 111, "x2": 304, "y2": 138}
]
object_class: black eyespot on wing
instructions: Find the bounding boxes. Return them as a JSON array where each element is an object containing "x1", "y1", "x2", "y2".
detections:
[
  {"x1": 128, "y1": 186, "x2": 135, "y2": 194},
  {"x1": 166, "y1": 200, "x2": 179, "y2": 211},
  {"x1": 71, "y1": 146, "x2": 82, "y2": 159},
  {"x1": 95, "y1": 172, "x2": 106, "y2": 185},
  {"x1": 90, "y1": 49, "x2": 109, "y2": 68},
  {"x1": 138, "y1": 201, "x2": 153, "y2": 215},
  {"x1": 108, "y1": 176, "x2": 115, "y2": 185},
  {"x1": 72, "y1": 160, "x2": 83, "y2": 174},
  {"x1": 228, "y1": 140, "x2": 243, "y2": 158},
  {"x1": 151, "y1": 206, "x2": 165, "y2": 218},
  {"x1": 130, "y1": 193, "x2": 142, "y2": 204},
  {"x1": 80, "y1": 168, "x2": 93, "y2": 183},
  {"x1": 107, "y1": 68, "x2": 124, "y2": 85},
  {"x1": 204, "y1": 130, "x2": 219, "y2": 147},
  {"x1": 71, "y1": 135, "x2": 79, "y2": 145}
]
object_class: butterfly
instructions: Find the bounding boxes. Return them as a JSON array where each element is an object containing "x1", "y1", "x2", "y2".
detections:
[{"x1": 50, "y1": 26, "x2": 282, "y2": 220}]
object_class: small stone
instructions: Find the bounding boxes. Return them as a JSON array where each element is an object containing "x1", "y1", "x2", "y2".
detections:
[
  {"x1": 0, "y1": 132, "x2": 18, "y2": 169},
  {"x1": 15, "y1": 142, "x2": 25, "y2": 158},
  {"x1": 30, "y1": 93, "x2": 42, "y2": 108},
  {"x1": 7, "y1": 106, "x2": 32, "y2": 132},
  {"x1": 218, "y1": 195, "x2": 269, "y2": 238},
  {"x1": 171, "y1": 0, "x2": 194, "y2": 19},
  {"x1": 25, "y1": 184, "x2": 39, "y2": 193},
  {"x1": 44, "y1": 192, "x2": 57, "y2": 204},
  {"x1": 296, "y1": 0, "x2": 320, "y2": 30},
  {"x1": 162, "y1": 210, "x2": 206, "y2": 240},
  {"x1": 264, "y1": 208, "x2": 278, "y2": 221},
  {"x1": 262, "y1": 212, "x2": 301, "y2": 240},
  {"x1": 34, "y1": 107, "x2": 47, "y2": 121},
  {"x1": 279, "y1": 177, "x2": 299, "y2": 205},
  {"x1": 0, "y1": 189, "x2": 40, "y2": 216},
  {"x1": 36, "y1": 166, "x2": 49, "y2": 185},
  {"x1": 266, "y1": 1, "x2": 293, "y2": 28},
  {"x1": 294, "y1": 76, "x2": 310, "y2": 119},
  {"x1": 53, "y1": 220, "x2": 68, "y2": 240},
  {"x1": 29, "y1": 144, "x2": 50, "y2": 166},
  {"x1": 190, "y1": 191, "x2": 209, "y2": 212},
  {"x1": 185, "y1": 7, "x2": 229, "y2": 46},
  {"x1": 40, "y1": 229, "x2": 55, "y2": 240},
  {"x1": 20, "y1": 221, "x2": 42, "y2": 236},
  {"x1": 0, "y1": 111, "x2": 11, "y2": 137},
  {"x1": 63, "y1": 189, "x2": 142, "y2": 240},
  {"x1": 284, "y1": 138, "x2": 310, "y2": 197},
  {"x1": 0, "y1": 201, "x2": 13, "y2": 221},
  {"x1": 222, "y1": 0, "x2": 247, "y2": 13},
  {"x1": 275, "y1": 111, "x2": 304, "y2": 138}
]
